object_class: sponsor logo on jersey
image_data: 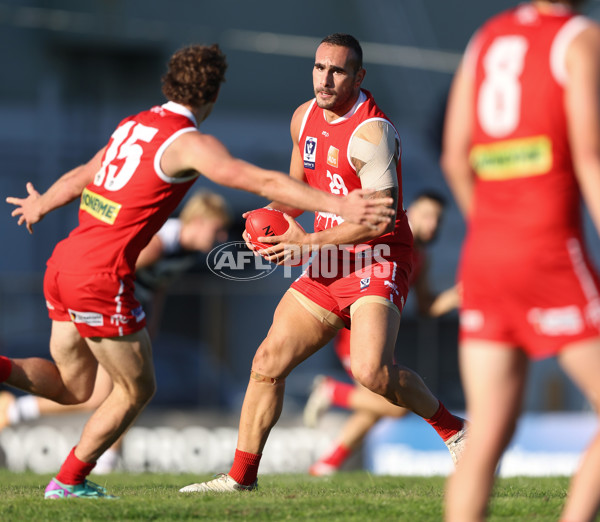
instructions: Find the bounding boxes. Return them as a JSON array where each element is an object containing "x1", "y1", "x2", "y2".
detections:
[
  {"x1": 132, "y1": 305, "x2": 146, "y2": 323},
  {"x1": 384, "y1": 280, "x2": 398, "y2": 295},
  {"x1": 470, "y1": 135, "x2": 552, "y2": 180},
  {"x1": 527, "y1": 305, "x2": 584, "y2": 336},
  {"x1": 111, "y1": 313, "x2": 130, "y2": 326},
  {"x1": 327, "y1": 146, "x2": 339, "y2": 168},
  {"x1": 68, "y1": 309, "x2": 104, "y2": 327},
  {"x1": 304, "y1": 137, "x2": 317, "y2": 169},
  {"x1": 460, "y1": 309, "x2": 484, "y2": 332},
  {"x1": 80, "y1": 188, "x2": 122, "y2": 225}
]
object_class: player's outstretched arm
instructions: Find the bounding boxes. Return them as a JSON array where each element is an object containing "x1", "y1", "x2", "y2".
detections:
[
  {"x1": 5, "y1": 147, "x2": 105, "y2": 234},
  {"x1": 164, "y1": 131, "x2": 394, "y2": 228}
]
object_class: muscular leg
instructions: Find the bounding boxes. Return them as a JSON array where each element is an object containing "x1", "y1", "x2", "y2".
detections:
[
  {"x1": 74, "y1": 328, "x2": 156, "y2": 463},
  {"x1": 349, "y1": 301, "x2": 439, "y2": 418},
  {"x1": 349, "y1": 382, "x2": 410, "y2": 417},
  {"x1": 445, "y1": 340, "x2": 528, "y2": 522},
  {"x1": 35, "y1": 366, "x2": 113, "y2": 416},
  {"x1": 236, "y1": 291, "x2": 338, "y2": 454},
  {"x1": 558, "y1": 337, "x2": 600, "y2": 522},
  {"x1": 5, "y1": 321, "x2": 98, "y2": 404}
]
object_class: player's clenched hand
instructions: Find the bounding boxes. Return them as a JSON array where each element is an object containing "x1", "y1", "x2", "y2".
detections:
[
  {"x1": 6, "y1": 182, "x2": 43, "y2": 234},
  {"x1": 339, "y1": 189, "x2": 394, "y2": 229}
]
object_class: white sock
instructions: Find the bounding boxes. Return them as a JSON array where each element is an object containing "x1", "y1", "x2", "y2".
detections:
[{"x1": 7, "y1": 395, "x2": 41, "y2": 424}]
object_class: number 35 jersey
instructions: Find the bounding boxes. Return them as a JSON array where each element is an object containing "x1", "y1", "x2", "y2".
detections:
[
  {"x1": 463, "y1": 5, "x2": 591, "y2": 263},
  {"x1": 48, "y1": 101, "x2": 198, "y2": 278}
]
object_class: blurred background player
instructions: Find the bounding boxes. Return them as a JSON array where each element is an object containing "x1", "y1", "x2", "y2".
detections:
[
  {"x1": 180, "y1": 33, "x2": 465, "y2": 494},
  {"x1": 0, "y1": 189, "x2": 231, "y2": 473},
  {"x1": 134, "y1": 190, "x2": 231, "y2": 336},
  {"x1": 441, "y1": 1, "x2": 600, "y2": 520},
  {"x1": 1, "y1": 43, "x2": 392, "y2": 500},
  {"x1": 304, "y1": 190, "x2": 460, "y2": 476}
]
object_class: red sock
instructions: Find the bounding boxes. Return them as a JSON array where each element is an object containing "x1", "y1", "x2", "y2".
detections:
[
  {"x1": 228, "y1": 449, "x2": 261, "y2": 486},
  {"x1": 0, "y1": 356, "x2": 12, "y2": 383},
  {"x1": 425, "y1": 402, "x2": 464, "y2": 441},
  {"x1": 55, "y1": 447, "x2": 96, "y2": 485},
  {"x1": 326, "y1": 378, "x2": 354, "y2": 409},
  {"x1": 320, "y1": 443, "x2": 352, "y2": 469}
]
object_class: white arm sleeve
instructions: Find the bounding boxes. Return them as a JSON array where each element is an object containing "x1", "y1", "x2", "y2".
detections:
[{"x1": 349, "y1": 120, "x2": 399, "y2": 191}]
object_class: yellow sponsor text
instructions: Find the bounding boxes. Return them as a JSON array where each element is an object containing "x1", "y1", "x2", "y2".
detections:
[
  {"x1": 80, "y1": 188, "x2": 121, "y2": 224},
  {"x1": 470, "y1": 135, "x2": 552, "y2": 180}
]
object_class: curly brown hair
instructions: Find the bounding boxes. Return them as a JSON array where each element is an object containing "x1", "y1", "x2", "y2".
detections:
[{"x1": 161, "y1": 44, "x2": 228, "y2": 108}]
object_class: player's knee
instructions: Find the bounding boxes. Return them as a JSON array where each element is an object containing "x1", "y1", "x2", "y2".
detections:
[
  {"x1": 352, "y1": 364, "x2": 388, "y2": 396},
  {"x1": 251, "y1": 340, "x2": 291, "y2": 378}
]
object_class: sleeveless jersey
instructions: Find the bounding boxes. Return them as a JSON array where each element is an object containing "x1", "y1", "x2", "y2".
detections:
[
  {"x1": 298, "y1": 89, "x2": 412, "y2": 252},
  {"x1": 463, "y1": 5, "x2": 591, "y2": 268},
  {"x1": 48, "y1": 101, "x2": 199, "y2": 278}
]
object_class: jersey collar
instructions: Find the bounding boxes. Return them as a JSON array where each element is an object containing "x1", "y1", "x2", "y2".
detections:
[
  {"x1": 324, "y1": 90, "x2": 367, "y2": 125},
  {"x1": 162, "y1": 101, "x2": 198, "y2": 128}
]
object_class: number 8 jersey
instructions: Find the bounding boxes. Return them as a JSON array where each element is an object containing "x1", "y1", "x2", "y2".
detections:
[
  {"x1": 48, "y1": 101, "x2": 199, "y2": 278},
  {"x1": 464, "y1": 4, "x2": 591, "y2": 252}
]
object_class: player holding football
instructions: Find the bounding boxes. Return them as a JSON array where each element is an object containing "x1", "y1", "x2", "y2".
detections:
[
  {"x1": 441, "y1": 1, "x2": 600, "y2": 520},
  {"x1": 180, "y1": 33, "x2": 466, "y2": 494},
  {"x1": 2, "y1": 44, "x2": 393, "y2": 499}
]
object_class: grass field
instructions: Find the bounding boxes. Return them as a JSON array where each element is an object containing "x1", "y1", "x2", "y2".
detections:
[{"x1": 0, "y1": 470, "x2": 571, "y2": 521}]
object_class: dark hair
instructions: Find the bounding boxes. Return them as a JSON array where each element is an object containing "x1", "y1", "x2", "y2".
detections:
[
  {"x1": 411, "y1": 190, "x2": 447, "y2": 208},
  {"x1": 161, "y1": 44, "x2": 228, "y2": 107},
  {"x1": 320, "y1": 33, "x2": 363, "y2": 71}
]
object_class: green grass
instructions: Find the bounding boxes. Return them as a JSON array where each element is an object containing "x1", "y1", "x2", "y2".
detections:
[{"x1": 0, "y1": 470, "x2": 571, "y2": 521}]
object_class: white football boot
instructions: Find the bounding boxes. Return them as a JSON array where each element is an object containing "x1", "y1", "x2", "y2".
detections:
[
  {"x1": 179, "y1": 473, "x2": 257, "y2": 493},
  {"x1": 444, "y1": 421, "x2": 468, "y2": 465}
]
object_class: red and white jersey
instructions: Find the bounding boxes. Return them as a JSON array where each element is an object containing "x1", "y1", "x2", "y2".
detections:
[
  {"x1": 462, "y1": 4, "x2": 591, "y2": 265},
  {"x1": 298, "y1": 89, "x2": 412, "y2": 251},
  {"x1": 48, "y1": 102, "x2": 199, "y2": 278}
]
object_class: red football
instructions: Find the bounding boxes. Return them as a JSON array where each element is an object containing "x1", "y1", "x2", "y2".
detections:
[
  {"x1": 245, "y1": 208, "x2": 307, "y2": 266},
  {"x1": 245, "y1": 208, "x2": 291, "y2": 249}
]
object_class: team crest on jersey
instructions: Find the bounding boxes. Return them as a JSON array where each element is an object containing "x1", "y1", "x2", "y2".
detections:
[
  {"x1": 360, "y1": 277, "x2": 371, "y2": 290},
  {"x1": 327, "y1": 146, "x2": 339, "y2": 168},
  {"x1": 304, "y1": 137, "x2": 317, "y2": 169}
]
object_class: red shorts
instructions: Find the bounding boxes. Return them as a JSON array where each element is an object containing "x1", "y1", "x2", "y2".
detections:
[
  {"x1": 291, "y1": 245, "x2": 412, "y2": 328},
  {"x1": 459, "y1": 237, "x2": 600, "y2": 359},
  {"x1": 44, "y1": 265, "x2": 146, "y2": 338}
]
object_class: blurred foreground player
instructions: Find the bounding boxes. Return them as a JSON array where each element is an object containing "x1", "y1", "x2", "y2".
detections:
[
  {"x1": 304, "y1": 191, "x2": 460, "y2": 476},
  {"x1": 180, "y1": 34, "x2": 466, "y2": 494},
  {"x1": 441, "y1": 1, "x2": 600, "y2": 520},
  {"x1": 2, "y1": 44, "x2": 393, "y2": 499},
  {"x1": 0, "y1": 189, "x2": 231, "y2": 473}
]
